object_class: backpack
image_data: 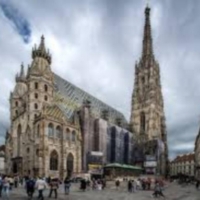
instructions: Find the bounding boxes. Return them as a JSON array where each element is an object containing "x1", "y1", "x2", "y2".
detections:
[{"x1": 27, "y1": 180, "x2": 35, "y2": 188}]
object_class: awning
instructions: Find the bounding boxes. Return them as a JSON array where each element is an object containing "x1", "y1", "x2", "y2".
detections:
[{"x1": 104, "y1": 163, "x2": 143, "y2": 170}]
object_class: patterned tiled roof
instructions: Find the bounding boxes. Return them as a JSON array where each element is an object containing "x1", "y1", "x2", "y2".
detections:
[
  {"x1": 171, "y1": 152, "x2": 195, "y2": 163},
  {"x1": 53, "y1": 74, "x2": 127, "y2": 125}
]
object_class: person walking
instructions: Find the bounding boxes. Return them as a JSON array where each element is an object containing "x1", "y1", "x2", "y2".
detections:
[
  {"x1": 35, "y1": 177, "x2": 47, "y2": 200},
  {"x1": 128, "y1": 180, "x2": 132, "y2": 192},
  {"x1": 48, "y1": 178, "x2": 59, "y2": 198},
  {"x1": 64, "y1": 177, "x2": 71, "y2": 195},
  {"x1": 115, "y1": 180, "x2": 120, "y2": 190},
  {"x1": 26, "y1": 177, "x2": 35, "y2": 199},
  {"x1": 152, "y1": 182, "x2": 165, "y2": 199},
  {"x1": 2, "y1": 176, "x2": 10, "y2": 200}
]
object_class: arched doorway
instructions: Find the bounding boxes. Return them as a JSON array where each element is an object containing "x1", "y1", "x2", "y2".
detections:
[
  {"x1": 67, "y1": 153, "x2": 74, "y2": 177},
  {"x1": 13, "y1": 162, "x2": 18, "y2": 174}
]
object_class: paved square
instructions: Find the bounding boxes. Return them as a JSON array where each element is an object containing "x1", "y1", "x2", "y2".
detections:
[{"x1": 5, "y1": 181, "x2": 200, "y2": 200}]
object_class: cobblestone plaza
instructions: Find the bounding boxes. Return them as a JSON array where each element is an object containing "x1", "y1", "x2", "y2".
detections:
[{"x1": 6, "y1": 182, "x2": 200, "y2": 200}]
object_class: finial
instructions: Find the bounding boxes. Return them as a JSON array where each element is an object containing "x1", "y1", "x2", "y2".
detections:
[{"x1": 146, "y1": 0, "x2": 150, "y2": 7}]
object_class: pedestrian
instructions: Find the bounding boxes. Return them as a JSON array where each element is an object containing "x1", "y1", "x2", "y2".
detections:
[
  {"x1": 128, "y1": 180, "x2": 132, "y2": 192},
  {"x1": 14, "y1": 176, "x2": 18, "y2": 188},
  {"x1": 80, "y1": 179, "x2": 87, "y2": 191},
  {"x1": 35, "y1": 177, "x2": 48, "y2": 200},
  {"x1": 132, "y1": 180, "x2": 137, "y2": 193},
  {"x1": 48, "y1": 178, "x2": 59, "y2": 198},
  {"x1": 2, "y1": 176, "x2": 10, "y2": 200},
  {"x1": 64, "y1": 176, "x2": 71, "y2": 195},
  {"x1": 115, "y1": 180, "x2": 120, "y2": 190},
  {"x1": 196, "y1": 180, "x2": 199, "y2": 190},
  {"x1": 152, "y1": 182, "x2": 165, "y2": 199},
  {"x1": 26, "y1": 177, "x2": 35, "y2": 199}
]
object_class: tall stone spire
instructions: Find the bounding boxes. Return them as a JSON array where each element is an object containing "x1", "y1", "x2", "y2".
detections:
[
  {"x1": 32, "y1": 35, "x2": 51, "y2": 64},
  {"x1": 16, "y1": 63, "x2": 26, "y2": 82},
  {"x1": 142, "y1": 6, "x2": 154, "y2": 60}
]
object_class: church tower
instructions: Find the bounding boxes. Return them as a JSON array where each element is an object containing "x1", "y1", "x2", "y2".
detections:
[{"x1": 130, "y1": 6, "x2": 167, "y2": 145}]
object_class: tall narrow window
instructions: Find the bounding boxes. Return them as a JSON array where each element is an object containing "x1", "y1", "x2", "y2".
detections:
[
  {"x1": 35, "y1": 82, "x2": 38, "y2": 89},
  {"x1": 71, "y1": 131, "x2": 76, "y2": 142},
  {"x1": 44, "y1": 84, "x2": 48, "y2": 92},
  {"x1": 140, "y1": 112, "x2": 146, "y2": 133},
  {"x1": 48, "y1": 123, "x2": 54, "y2": 137},
  {"x1": 15, "y1": 101, "x2": 18, "y2": 107},
  {"x1": 66, "y1": 128, "x2": 70, "y2": 140},
  {"x1": 44, "y1": 95, "x2": 48, "y2": 101},
  {"x1": 37, "y1": 124, "x2": 40, "y2": 138},
  {"x1": 50, "y1": 150, "x2": 58, "y2": 170},
  {"x1": 56, "y1": 126, "x2": 61, "y2": 138},
  {"x1": 35, "y1": 93, "x2": 38, "y2": 99},
  {"x1": 17, "y1": 124, "x2": 22, "y2": 156},
  {"x1": 34, "y1": 103, "x2": 38, "y2": 109}
]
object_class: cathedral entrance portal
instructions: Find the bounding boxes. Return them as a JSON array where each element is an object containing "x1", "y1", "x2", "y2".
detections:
[
  {"x1": 67, "y1": 153, "x2": 74, "y2": 177},
  {"x1": 11, "y1": 157, "x2": 23, "y2": 175},
  {"x1": 13, "y1": 162, "x2": 18, "y2": 174}
]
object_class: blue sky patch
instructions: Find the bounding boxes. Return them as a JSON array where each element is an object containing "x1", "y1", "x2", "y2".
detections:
[{"x1": 0, "y1": 1, "x2": 31, "y2": 43}]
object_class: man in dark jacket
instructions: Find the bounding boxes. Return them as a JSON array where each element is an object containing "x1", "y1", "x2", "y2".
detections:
[
  {"x1": 48, "y1": 178, "x2": 59, "y2": 198},
  {"x1": 26, "y1": 178, "x2": 35, "y2": 199}
]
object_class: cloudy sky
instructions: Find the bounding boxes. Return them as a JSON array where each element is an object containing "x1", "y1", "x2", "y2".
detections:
[{"x1": 0, "y1": 0, "x2": 200, "y2": 159}]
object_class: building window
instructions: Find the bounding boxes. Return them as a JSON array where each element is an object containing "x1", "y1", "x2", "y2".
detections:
[
  {"x1": 35, "y1": 93, "x2": 38, "y2": 99},
  {"x1": 36, "y1": 149, "x2": 39, "y2": 156},
  {"x1": 72, "y1": 131, "x2": 76, "y2": 142},
  {"x1": 37, "y1": 124, "x2": 40, "y2": 137},
  {"x1": 141, "y1": 76, "x2": 145, "y2": 84},
  {"x1": 48, "y1": 123, "x2": 54, "y2": 137},
  {"x1": 66, "y1": 128, "x2": 70, "y2": 140},
  {"x1": 140, "y1": 112, "x2": 145, "y2": 133},
  {"x1": 56, "y1": 126, "x2": 61, "y2": 138},
  {"x1": 35, "y1": 82, "x2": 38, "y2": 89},
  {"x1": 44, "y1": 95, "x2": 48, "y2": 101},
  {"x1": 15, "y1": 101, "x2": 18, "y2": 107},
  {"x1": 17, "y1": 124, "x2": 22, "y2": 156},
  {"x1": 27, "y1": 147, "x2": 30, "y2": 153},
  {"x1": 44, "y1": 84, "x2": 48, "y2": 92},
  {"x1": 34, "y1": 103, "x2": 38, "y2": 109},
  {"x1": 50, "y1": 150, "x2": 58, "y2": 170}
]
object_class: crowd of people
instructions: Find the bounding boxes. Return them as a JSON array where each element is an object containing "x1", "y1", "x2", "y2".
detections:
[{"x1": 0, "y1": 174, "x2": 168, "y2": 199}]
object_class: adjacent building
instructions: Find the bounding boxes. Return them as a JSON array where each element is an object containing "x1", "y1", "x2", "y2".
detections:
[
  {"x1": 170, "y1": 153, "x2": 195, "y2": 177},
  {"x1": 5, "y1": 5, "x2": 168, "y2": 178},
  {"x1": 194, "y1": 129, "x2": 200, "y2": 179}
]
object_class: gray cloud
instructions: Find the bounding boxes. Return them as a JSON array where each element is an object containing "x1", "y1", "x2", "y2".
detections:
[{"x1": 0, "y1": 0, "x2": 199, "y2": 159}]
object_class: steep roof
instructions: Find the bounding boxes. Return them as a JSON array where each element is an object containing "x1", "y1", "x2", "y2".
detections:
[{"x1": 53, "y1": 74, "x2": 127, "y2": 125}]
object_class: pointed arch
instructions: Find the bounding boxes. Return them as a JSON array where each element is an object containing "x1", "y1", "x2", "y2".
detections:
[
  {"x1": 50, "y1": 150, "x2": 58, "y2": 170},
  {"x1": 66, "y1": 128, "x2": 70, "y2": 140},
  {"x1": 17, "y1": 124, "x2": 22, "y2": 156},
  {"x1": 26, "y1": 125, "x2": 31, "y2": 139},
  {"x1": 48, "y1": 123, "x2": 54, "y2": 137},
  {"x1": 67, "y1": 153, "x2": 74, "y2": 177},
  {"x1": 56, "y1": 126, "x2": 61, "y2": 138},
  {"x1": 71, "y1": 130, "x2": 76, "y2": 142}
]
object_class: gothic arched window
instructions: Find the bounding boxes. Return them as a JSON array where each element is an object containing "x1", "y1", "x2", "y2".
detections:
[
  {"x1": 110, "y1": 127, "x2": 116, "y2": 163},
  {"x1": 34, "y1": 103, "x2": 38, "y2": 109},
  {"x1": 140, "y1": 112, "x2": 146, "y2": 133},
  {"x1": 48, "y1": 123, "x2": 54, "y2": 137},
  {"x1": 35, "y1": 82, "x2": 38, "y2": 89},
  {"x1": 44, "y1": 84, "x2": 48, "y2": 92},
  {"x1": 44, "y1": 95, "x2": 48, "y2": 101},
  {"x1": 35, "y1": 93, "x2": 38, "y2": 99},
  {"x1": 15, "y1": 101, "x2": 18, "y2": 107},
  {"x1": 124, "y1": 133, "x2": 129, "y2": 164},
  {"x1": 66, "y1": 128, "x2": 70, "y2": 140},
  {"x1": 17, "y1": 124, "x2": 22, "y2": 156},
  {"x1": 50, "y1": 150, "x2": 58, "y2": 170},
  {"x1": 56, "y1": 126, "x2": 61, "y2": 138},
  {"x1": 37, "y1": 124, "x2": 40, "y2": 138},
  {"x1": 72, "y1": 131, "x2": 76, "y2": 142},
  {"x1": 67, "y1": 153, "x2": 74, "y2": 177}
]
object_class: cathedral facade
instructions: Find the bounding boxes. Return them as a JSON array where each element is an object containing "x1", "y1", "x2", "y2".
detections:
[{"x1": 5, "y1": 5, "x2": 168, "y2": 178}]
